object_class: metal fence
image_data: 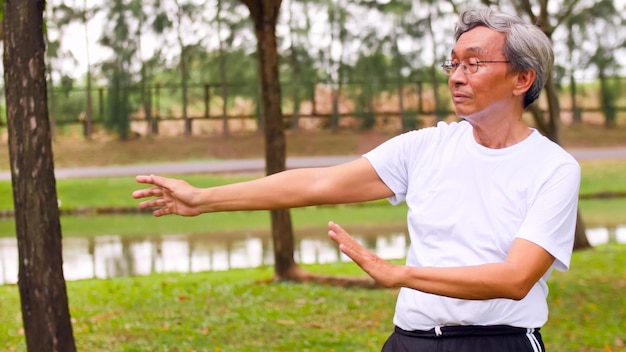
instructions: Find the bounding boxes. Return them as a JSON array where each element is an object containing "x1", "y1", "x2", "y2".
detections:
[{"x1": 1, "y1": 78, "x2": 625, "y2": 138}]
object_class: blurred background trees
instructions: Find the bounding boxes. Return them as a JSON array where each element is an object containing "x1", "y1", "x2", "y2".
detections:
[{"x1": 0, "y1": 0, "x2": 622, "y2": 140}]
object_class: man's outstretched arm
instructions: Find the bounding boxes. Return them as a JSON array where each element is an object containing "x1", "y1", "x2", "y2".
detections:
[{"x1": 133, "y1": 157, "x2": 395, "y2": 217}]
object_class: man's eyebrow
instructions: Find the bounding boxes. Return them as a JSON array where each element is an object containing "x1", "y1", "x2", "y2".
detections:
[{"x1": 450, "y1": 47, "x2": 486, "y2": 56}]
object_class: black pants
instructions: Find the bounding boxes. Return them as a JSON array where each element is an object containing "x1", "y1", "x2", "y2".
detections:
[{"x1": 381, "y1": 325, "x2": 545, "y2": 352}]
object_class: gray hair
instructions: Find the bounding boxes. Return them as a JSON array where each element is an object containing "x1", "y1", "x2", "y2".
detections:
[{"x1": 454, "y1": 8, "x2": 554, "y2": 108}]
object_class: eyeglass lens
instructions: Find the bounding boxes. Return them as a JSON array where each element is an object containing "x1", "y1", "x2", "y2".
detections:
[{"x1": 441, "y1": 58, "x2": 480, "y2": 76}]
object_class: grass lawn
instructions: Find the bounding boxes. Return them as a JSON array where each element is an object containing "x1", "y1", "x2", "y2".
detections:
[
  {"x1": 541, "y1": 244, "x2": 626, "y2": 352},
  {"x1": 0, "y1": 131, "x2": 624, "y2": 351},
  {"x1": 0, "y1": 244, "x2": 624, "y2": 351}
]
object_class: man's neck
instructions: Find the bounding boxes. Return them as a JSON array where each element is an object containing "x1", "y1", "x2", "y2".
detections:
[{"x1": 469, "y1": 118, "x2": 531, "y2": 149}]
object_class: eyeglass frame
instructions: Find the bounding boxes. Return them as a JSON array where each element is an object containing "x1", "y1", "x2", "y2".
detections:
[{"x1": 441, "y1": 57, "x2": 510, "y2": 76}]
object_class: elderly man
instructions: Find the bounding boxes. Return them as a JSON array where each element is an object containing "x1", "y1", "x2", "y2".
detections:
[{"x1": 133, "y1": 8, "x2": 579, "y2": 352}]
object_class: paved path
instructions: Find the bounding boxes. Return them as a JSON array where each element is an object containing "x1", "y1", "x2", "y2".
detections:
[
  {"x1": 0, "y1": 156, "x2": 359, "y2": 180},
  {"x1": 1, "y1": 147, "x2": 625, "y2": 181}
]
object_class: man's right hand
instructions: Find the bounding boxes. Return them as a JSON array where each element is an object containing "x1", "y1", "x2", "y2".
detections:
[{"x1": 133, "y1": 175, "x2": 202, "y2": 217}]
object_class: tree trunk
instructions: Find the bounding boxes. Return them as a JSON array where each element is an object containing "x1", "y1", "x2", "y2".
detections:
[
  {"x1": 520, "y1": 0, "x2": 591, "y2": 251},
  {"x1": 573, "y1": 209, "x2": 590, "y2": 249},
  {"x1": 217, "y1": 0, "x2": 230, "y2": 136},
  {"x1": 3, "y1": 1, "x2": 76, "y2": 350},
  {"x1": 331, "y1": 87, "x2": 340, "y2": 131},
  {"x1": 181, "y1": 49, "x2": 191, "y2": 136},
  {"x1": 529, "y1": 82, "x2": 590, "y2": 250},
  {"x1": 598, "y1": 72, "x2": 617, "y2": 129},
  {"x1": 242, "y1": 0, "x2": 301, "y2": 279},
  {"x1": 83, "y1": 1, "x2": 93, "y2": 139},
  {"x1": 544, "y1": 74, "x2": 561, "y2": 144},
  {"x1": 239, "y1": 0, "x2": 377, "y2": 288},
  {"x1": 398, "y1": 82, "x2": 408, "y2": 131},
  {"x1": 569, "y1": 73, "x2": 581, "y2": 124},
  {"x1": 85, "y1": 70, "x2": 94, "y2": 138},
  {"x1": 175, "y1": 2, "x2": 191, "y2": 137},
  {"x1": 220, "y1": 59, "x2": 230, "y2": 136},
  {"x1": 544, "y1": 76, "x2": 590, "y2": 250},
  {"x1": 288, "y1": 0, "x2": 301, "y2": 132},
  {"x1": 426, "y1": 13, "x2": 444, "y2": 121},
  {"x1": 328, "y1": 12, "x2": 342, "y2": 132}
]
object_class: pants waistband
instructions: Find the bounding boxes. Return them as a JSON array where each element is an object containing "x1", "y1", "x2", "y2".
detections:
[{"x1": 395, "y1": 325, "x2": 540, "y2": 338}]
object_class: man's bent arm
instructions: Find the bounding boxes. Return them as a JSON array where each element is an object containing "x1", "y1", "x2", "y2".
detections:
[
  {"x1": 330, "y1": 223, "x2": 555, "y2": 301},
  {"x1": 394, "y1": 239, "x2": 555, "y2": 300}
]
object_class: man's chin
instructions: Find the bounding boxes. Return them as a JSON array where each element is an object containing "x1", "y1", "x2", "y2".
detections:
[{"x1": 453, "y1": 106, "x2": 473, "y2": 119}]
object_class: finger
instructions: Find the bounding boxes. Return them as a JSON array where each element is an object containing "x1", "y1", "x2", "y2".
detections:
[
  {"x1": 328, "y1": 221, "x2": 356, "y2": 245},
  {"x1": 148, "y1": 174, "x2": 171, "y2": 188},
  {"x1": 138, "y1": 199, "x2": 156, "y2": 209},
  {"x1": 328, "y1": 221, "x2": 359, "y2": 255},
  {"x1": 327, "y1": 221, "x2": 342, "y2": 242},
  {"x1": 135, "y1": 174, "x2": 171, "y2": 187},
  {"x1": 135, "y1": 175, "x2": 155, "y2": 184},
  {"x1": 138, "y1": 197, "x2": 166, "y2": 209},
  {"x1": 132, "y1": 187, "x2": 164, "y2": 199},
  {"x1": 153, "y1": 207, "x2": 170, "y2": 217},
  {"x1": 328, "y1": 221, "x2": 345, "y2": 235}
]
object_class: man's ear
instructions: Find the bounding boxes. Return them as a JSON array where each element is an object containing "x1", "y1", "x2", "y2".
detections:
[{"x1": 513, "y1": 70, "x2": 536, "y2": 97}]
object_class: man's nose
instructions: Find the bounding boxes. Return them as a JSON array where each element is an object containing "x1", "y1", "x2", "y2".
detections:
[{"x1": 449, "y1": 65, "x2": 467, "y2": 85}]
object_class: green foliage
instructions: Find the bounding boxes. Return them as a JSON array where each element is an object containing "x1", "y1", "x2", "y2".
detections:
[
  {"x1": 97, "y1": 0, "x2": 142, "y2": 139},
  {"x1": 48, "y1": 79, "x2": 89, "y2": 124},
  {"x1": 346, "y1": 51, "x2": 394, "y2": 130},
  {"x1": 105, "y1": 69, "x2": 132, "y2": 139},
  {"x1": 29, "y1": 0, "x2": 624, "y2": 136},
  {"x1": 280, "y1": 45, "x2": 323, "y2": 120},
  {"x1": 401, "y1": 111, "x2": 420, "y2": 131},
  {"x1": 190, "y1": 48, "x2": 258, "y2": 92},
  {"x1": 151, "y1": 11, "x2": 171, "y2": 33},
  {"x1": 599, "y1": 77, "x2": 622, "y2": 127},
  {"x1": 359, "y1": 110, "x2": 376, "y2": 130}
]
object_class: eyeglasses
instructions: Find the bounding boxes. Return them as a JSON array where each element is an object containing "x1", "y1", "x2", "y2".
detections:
[{"x1": 441, "y1": 57, "x2": 510, "y2": 76}]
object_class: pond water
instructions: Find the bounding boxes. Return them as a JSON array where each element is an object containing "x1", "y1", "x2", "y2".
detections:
[{"x1": 0, "y1": 225, "x2": 624, "y2": 285}]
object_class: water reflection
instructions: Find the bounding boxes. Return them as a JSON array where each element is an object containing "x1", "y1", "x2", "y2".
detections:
[
  {"x1": 1, "y1": 225, "x2": 624, "y2": 285},
  {"x1": 0, "y1": 226, "x2": 410, "y2": 285}
]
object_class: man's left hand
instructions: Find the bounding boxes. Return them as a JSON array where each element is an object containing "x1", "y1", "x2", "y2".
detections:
[{"x1": 327, "y1": 221, "x2": 401, "y2": 288}]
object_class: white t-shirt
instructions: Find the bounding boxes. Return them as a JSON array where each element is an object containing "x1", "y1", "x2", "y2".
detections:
[{"x1": 363, "y1": 120, "x2": 580, "y2": 330}]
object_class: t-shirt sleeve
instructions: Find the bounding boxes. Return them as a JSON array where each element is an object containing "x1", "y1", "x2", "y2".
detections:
[
  {"x1": 363, "y1": 123, "x2": 451, "y2": 206},
  {"x1": 362, "y1": 132, "x2": 420, "y2": 205},
  {"x1": 516, "y1": 162, "x2": 581, "y2": 271}
]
